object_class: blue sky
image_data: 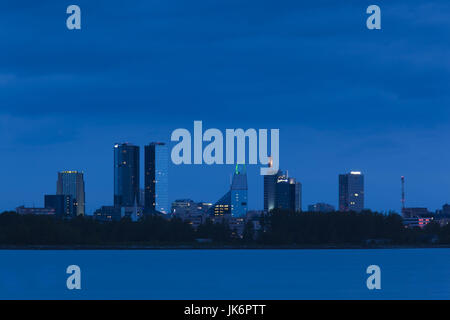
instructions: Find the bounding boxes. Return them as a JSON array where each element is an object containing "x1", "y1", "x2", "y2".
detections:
[{"x1": 1, "y1": 0, "x2": 450, "y2": 213}]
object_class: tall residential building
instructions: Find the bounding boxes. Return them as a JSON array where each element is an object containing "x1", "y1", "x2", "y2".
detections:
[
  {"x1": 144, "y1": 142, "x2": 169, "y2": 214},
  {"x1": 211, "y1": 191, "x2": 232, "y2": 217},
  {"x1": 93, "y1": 205, "x2": 121, "y2": 222},
  {"x1": 264, "y1": 169, "x2": 301, "y2": 212},
  {"x1": 56, "y1": 170, "x2": 85, "y2": 216},
  {"x1": 114, "y1": 143, "x2": 140, "y2": 207},
  {"x1": 338, "y1": 171, "x2": 364, "y2": 212}
]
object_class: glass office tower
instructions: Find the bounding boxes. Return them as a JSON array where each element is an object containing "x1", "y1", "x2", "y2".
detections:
[
  {"x1": 56, "y1": 170, "x2": 85, "y2": 216},
  {"x1": 144, "y1": 142, "x2": 169, "y2": 214},
  {"x1": 264, "y1": 170, "x2": 302, "y2": 213},
  {"x1": 210, "y1": 165, "x2": 248, "y2": 218},
  {"x1": 114, "y1": 143, "x2": 140, "y2": 207},
  {"x1": 230, "y1": 165, "x2": 248, "y2": 218},
  {"x1": 264, "y1": 171, "x2": 280, "y2": 212},
  {"x1": 339, "y1": 171, "x2": 364, "y2": 212}
]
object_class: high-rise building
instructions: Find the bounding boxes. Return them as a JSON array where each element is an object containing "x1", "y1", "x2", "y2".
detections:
[
  {"x1": 338, "y1": 171, "x2": 364, "y2": 212},
  {"x1": 210, "y1": 165, "x2": 248, "y2": 218},
  {"x1": 264, "y1": 171, "x2": 280, "y2": 212},
  {"x1": 114, "y1": 143, "x2": 140, "y2": 207},
  {"x1": 275, "y1": 173, "x2": 291, "y2": 210},
  {"x1": 264, "y1": 169, "x2": 301, "y2": 212},
  {"x1": 274, "y1": 174, "x2": 301, "y2": 212},
  {"x1": 144, "y1": 142, "x2": 169, "y2": 214},
  {"x1": 56, "y1": 170, "x2": 85, "y2": 216},
  {"x1": 230, "y1": 165, "x2": 248, "y2": 218}
]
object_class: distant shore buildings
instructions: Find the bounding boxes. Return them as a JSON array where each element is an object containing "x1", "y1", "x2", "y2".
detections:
[
  {"x1": 12, "y1": 140, "x2": 450, "y2": 235},
  {"x1": 114, "y1": 143, "x2": 140, "y2": 208},
  {"x1": 171, "y1": 199, "x2": 212, "y2": 229}
]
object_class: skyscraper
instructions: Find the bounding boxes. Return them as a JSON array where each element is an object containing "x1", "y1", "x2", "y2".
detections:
[
  {"x1": 339, "y1": 171, "x2": 364, "y2": 212},
  {"x1": 230, "y1": 165, "x2": 248, "y2": 218},
  {"x1": 210, "y1": 165, "x2": 248, "y2": 218},
  {"x1": 114, "y1": 143, "x2": 140, "y2": 208},
  {"x1": 264, "y1": 169, "x2": 301, "y2": 212},
  {"x1": 264, "y1": 171, "x2": 280, "y2": 212},
  {"x1": 56, "y1": 170, "x2": 85, "y2": 216},
  {"x1": 144, "y1": 142, "x2": 169, "y2": 214}
]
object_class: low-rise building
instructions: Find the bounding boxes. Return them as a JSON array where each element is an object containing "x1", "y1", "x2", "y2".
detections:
[
  {"x1": 93, "y1": 206, "x2": 121, "y2": 222},
  {"x1": 402, "y1": 207, "x2": 430, "y2": 218},
  {"x1": 403, "y1": 217, "x2": 433, "y2": 229},
  {"x1": 171, "y1": 199, "x2": 211, "y2": 229},
  {"x1": 308, "y1": 203, "x2": 335, "y2": 213},
  {"x1": 16, "y1": 206, "x2": 55, "y2": 215}
]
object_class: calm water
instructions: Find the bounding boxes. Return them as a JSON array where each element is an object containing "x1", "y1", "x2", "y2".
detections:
[{"x1": 0, "y1": 249, "x2": 448, "y2": 299}]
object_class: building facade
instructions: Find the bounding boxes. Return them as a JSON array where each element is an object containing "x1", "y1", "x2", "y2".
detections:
[
  {"x1": 114, "y1": 143, "x2": 140, "y2": 208},
  {"x1": 263, "y1": 171, "x2": 280, "y2": 212},
  {"x1": 209, "y1": 165, "x2": 248, "y2": 220},
  {"x1": 230, "y1": 165, "x2": 248, "y2": 218},
  {"x1": 338, "y1": 171, "x2": 364, "y2": 212},
  {"x1": 44, "y1": 194, "x2": 74, "y2": 218},
  {"x1": 144, "y1": 142, "x2": 169, "y2": 214},
  {"x1": 94, "y1": 205, "x2": 121, "y2": 222},
  {"x1": 264, "y1": 170, "x2": 302, "y2": 213},
  {"x1": 56, "y1": 170, "x2": 85, "y2": 216}
]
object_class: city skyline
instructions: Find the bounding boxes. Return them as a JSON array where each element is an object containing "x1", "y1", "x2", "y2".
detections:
[{"x1": 8, "y1": 138, "x2": 449, "y2": 216}]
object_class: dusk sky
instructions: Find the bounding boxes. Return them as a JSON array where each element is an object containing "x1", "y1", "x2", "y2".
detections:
[{"x1": 1, "y1": 0, "x2": 450, "y2": 213}]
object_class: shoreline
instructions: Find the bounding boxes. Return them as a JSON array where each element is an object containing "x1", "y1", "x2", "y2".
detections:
[{"x1": 1, "y1": 244, "x2": 449, "y2": 250}]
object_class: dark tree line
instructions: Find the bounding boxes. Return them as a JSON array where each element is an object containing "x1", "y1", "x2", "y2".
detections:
[
  {"x1": 256, "y1": 209, "x2": 445, "y2": 245},
  {"x1": 0, "y1": 212, "x2": 196, "y2": 245},
  {"x1": 0, "y1": 210, "x2": 449, "y2": 246}
]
